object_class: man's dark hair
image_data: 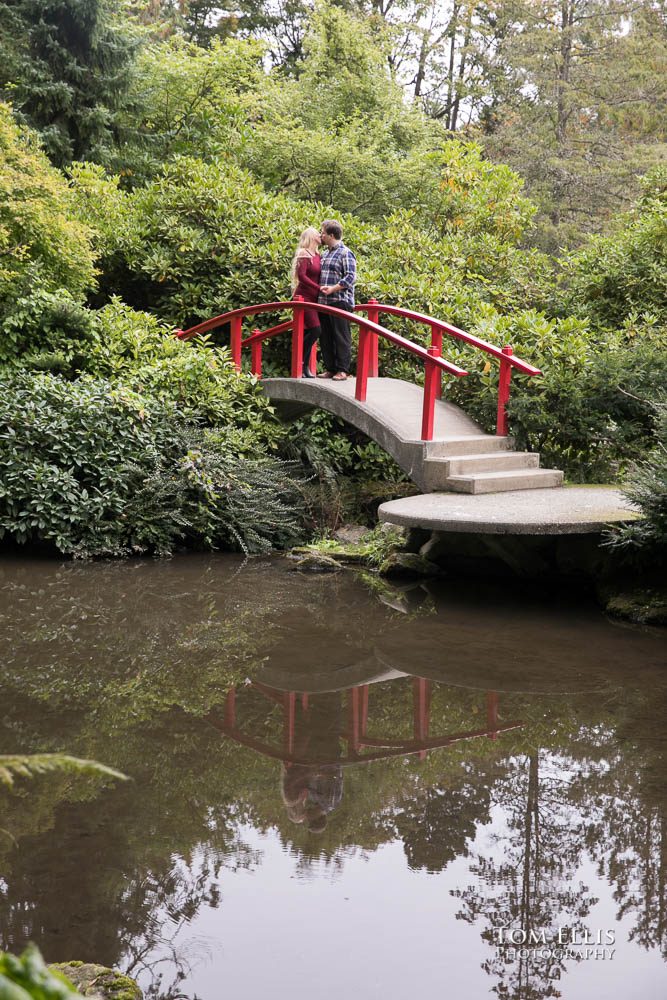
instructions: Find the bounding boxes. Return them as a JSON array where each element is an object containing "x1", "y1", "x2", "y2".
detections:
[{"x1": 321, "y1": 219, "x2": 343, "y2": 240}]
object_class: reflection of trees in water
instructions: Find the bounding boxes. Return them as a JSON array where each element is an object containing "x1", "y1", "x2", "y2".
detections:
[
  {"x1": 119, "y1": 849, "x2": 230, "y2": 1000},
  {"x1": 1, "y1": 558, "x2": 667, "y2": 997},
  {"x1": 394, "y1": 760, "x2": 499, "y2": 873},
  {"x1": 574, "y1": 691, "x2": 667, "y2": 961},
  {"x1": 453, "y1": 751, "x2": 597, "y2": 1000}
]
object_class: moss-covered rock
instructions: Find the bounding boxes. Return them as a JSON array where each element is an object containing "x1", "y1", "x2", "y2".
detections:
[
  {"x1": 50, "y1": 964, "x2": 142, "y2": 1000},
  {"x1": 289, "y1": 552, "x2": 343, "y2": 573},
  {"x1": 604, "y1": 589, "x2": 667, "y2": 626},
  {"x1": 378, "y1": 551, "x2": 442, "y2": 579}
]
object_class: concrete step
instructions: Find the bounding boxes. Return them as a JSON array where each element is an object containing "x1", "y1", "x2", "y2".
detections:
[
  {"x1": 425, "y1": 435, "x2": 514, "y2": 458},
  {"x1": 445, "y1": 468, "x2": 564, "y2": 495},
  {"x1": 440, "y1": 452, "x2": 540, "y2": 476},
  {"x1": 421, "y1": 450, "x2": 540, "y2": 491}
]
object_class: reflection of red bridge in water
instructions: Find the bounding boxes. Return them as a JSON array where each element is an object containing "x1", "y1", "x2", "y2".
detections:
[{"x1": 207, "y1": 681, "x2": 522, "y2": 767}]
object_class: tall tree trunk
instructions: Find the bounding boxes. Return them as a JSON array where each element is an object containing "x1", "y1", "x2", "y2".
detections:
[
  {"x1": 414, "y1": 29, "x2": 429, "y2": 99},
  {"x1": 451, "y1": 2, "x2": 473, "y2": 131},
  {"x1": 444, "y1": 3, "x2": 461, "y2": 129},
  {"x1": 552, "y1": 0, "x2": 574, "y2": 225}
]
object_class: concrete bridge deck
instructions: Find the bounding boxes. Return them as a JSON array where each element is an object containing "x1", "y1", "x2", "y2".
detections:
[{"x1": 263, "y1": 376, "x2": 563, "y2": 494}]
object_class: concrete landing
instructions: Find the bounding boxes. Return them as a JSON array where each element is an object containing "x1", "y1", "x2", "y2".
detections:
[{"x1": 378, "y1": 486, "x2": 639, "y2": 535}]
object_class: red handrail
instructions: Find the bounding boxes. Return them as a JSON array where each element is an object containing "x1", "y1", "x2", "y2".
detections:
[
  {"x1": 356, "y1": 300, "x2": 541, "y2": 435},
  {"x1": 177, "y1": 300, "x2": 468, "y2": 441}
]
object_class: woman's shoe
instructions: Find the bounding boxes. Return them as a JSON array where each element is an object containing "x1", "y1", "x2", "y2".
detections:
[
  {"x1": 302, "y1": 367, "x2": 315, "y2": 378},
  {"x1": 317, "y1": 371, "x2": 334, "y2": 378},
  {"x1": 332, "y1": 372, "x2": 349, "y2": 381}
]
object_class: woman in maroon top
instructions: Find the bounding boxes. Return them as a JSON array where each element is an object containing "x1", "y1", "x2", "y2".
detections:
[{"x1": 291, "y1": 227, "x2": 322, "y2": 377}]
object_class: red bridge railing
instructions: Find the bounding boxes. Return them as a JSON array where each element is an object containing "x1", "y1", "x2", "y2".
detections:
[
  {"x1": 177, "y1": 298, "x2": 541, "y2": 439},
  {"x1": 178, "y1": 300, "x2": 467, "y2": 441},
  {"x1": 355, "y1": 301, "x2": 541, "y2": 436}
]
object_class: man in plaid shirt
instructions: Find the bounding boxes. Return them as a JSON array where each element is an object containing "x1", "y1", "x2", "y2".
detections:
[{"x1": 317, "y1": 219, "x2": 357, "y2": 380}]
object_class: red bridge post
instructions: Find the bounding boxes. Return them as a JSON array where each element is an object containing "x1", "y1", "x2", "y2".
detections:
[
  {"x1": 251, "y1": 329, "x2": 262, "y2": 376},
  {"x1": 421, "y1": 345, "x2": 441, "y2": 440},
  {"x1": 355, "y1": 323, "x2": 371, "y2": 402},
  {"x1": 291, "y1": 297, "x2": 304, "y2": 378},
  {"x1": 230, "y1": 315, "x2": 242, "y2": 370},
  {"x1": 366, "y1": 298, "x2": 380, "y2": 377},
  {"x1": 496, "y1": 345, "x2": 513, "y2": 435},
  {"x1": 431, "y1": 323, "x2": 443, "y2": 400}
]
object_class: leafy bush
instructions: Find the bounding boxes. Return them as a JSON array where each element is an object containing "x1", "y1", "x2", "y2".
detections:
[
  {"x1": 0, "y1": 945, "x2": 80, "y2": 999},
  {"x1": 0, "y1": 371, "x2": 306, "y2": 556},
  {"x1": 85, "y1": 300, "x2": 287, "y2": 450},
  {"x1": 289, "y1": 409, "x2": 407, "y2": 482},
  {"x1": 605, "y1": 404, "x2": 667, "y2": 561},
  {"x1": 1, "y1": 288, "x2": 96, "y2": 372},
  {"x1": 0, "y1": 105, "x2": 96, "y2": 359},
  {"x1": 506, "y1": 332, "x2": 667, "y2": 481},
  {"x1": 562, "y1": 168, "x2": 667, "y2": 328}
]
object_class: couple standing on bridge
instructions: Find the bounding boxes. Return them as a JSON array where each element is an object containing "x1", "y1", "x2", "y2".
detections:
[{"x1": 290, "y1": 219, "x2": 357, "y2": 381}]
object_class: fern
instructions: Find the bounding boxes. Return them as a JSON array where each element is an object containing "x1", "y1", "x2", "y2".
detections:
[{"x1": 0, "y1": 754, "x2": 128, "y2": 789}]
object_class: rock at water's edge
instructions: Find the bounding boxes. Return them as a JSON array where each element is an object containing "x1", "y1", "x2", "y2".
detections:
[
  {"x1": 50, "y1": 963, "x2": 142, "y2": 1000},
  {"x1": 333, "y1": 524, "x2": 371, "y2": 545},
  {"x1": 379, "y1": 551, "x2": 442, "y2": 578},
  {"x1": 290, "y1": 552, "x2": 343, "y2": 573}
]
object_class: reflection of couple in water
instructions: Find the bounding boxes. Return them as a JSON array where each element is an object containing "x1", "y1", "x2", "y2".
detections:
[{"x1": 280, "y1": 693, "x2": 344, "y2": 834}]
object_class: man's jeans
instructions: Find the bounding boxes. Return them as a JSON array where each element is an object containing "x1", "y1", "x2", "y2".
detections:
[{"x1": 319, "y1": 302, "x2": 353, "y2": 374}]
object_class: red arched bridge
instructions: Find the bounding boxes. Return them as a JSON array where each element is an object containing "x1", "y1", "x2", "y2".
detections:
[{"x1": 177, "y1": 299, "x2": 563, "y2": 495}]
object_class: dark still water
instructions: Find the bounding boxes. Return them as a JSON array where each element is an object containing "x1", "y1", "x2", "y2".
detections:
[{"x1": 1, "y1": 555, "x2": 666, "y2": 1000}]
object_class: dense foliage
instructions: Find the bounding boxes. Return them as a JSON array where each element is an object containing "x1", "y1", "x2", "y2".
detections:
[
  {"x1": 606, "y1": 405, "x2": 667, "y2": 561},
  {"x1": 0, "y1": 0, "x2": 137, "y2": 166},
  {"x1": 0, "y1": 363, "x2": 305, "y2": 558},
  {"x1": 0, "y1": 106, "x2": 96, "y2": 363}
]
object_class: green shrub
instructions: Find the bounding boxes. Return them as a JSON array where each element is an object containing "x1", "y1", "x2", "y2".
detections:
[
  {"x1": 506, "y1": 333, "x2": 667, "y2": 481},
  {"x1": 1, "y1": 287, "x2": 95, "y2": 371},
  {"x1": 562, "y1": 168, "x2": 667, "y2": 328},
  {"x1": 0, "y1": 371, "x2": 306, "y2": 556},
  {"x1": 605, "y1": 404, "x2": 667, "y2": 562},
  {"x1": 85, "y1": 300, "x2": 287, "y2": 452},
  {"x1": 0, "y1": 944, "x2": 80, "y2": 999},
  {"x1": 0, "y1": 105, "x2": 96, "y2": 359}
]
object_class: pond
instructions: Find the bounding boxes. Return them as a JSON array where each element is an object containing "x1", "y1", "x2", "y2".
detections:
[{"x1": 1, "y1": 554, "x2": 666, "y2": 1000}]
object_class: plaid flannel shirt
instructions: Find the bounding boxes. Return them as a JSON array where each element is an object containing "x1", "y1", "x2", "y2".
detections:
[{"x1": 318, "y1": 242, "x2": 356, "y2": 309}]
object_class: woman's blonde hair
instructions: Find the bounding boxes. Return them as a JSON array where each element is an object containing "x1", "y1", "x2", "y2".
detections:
[{"x1": 290, "y1": 227, "x2": 320, "y2": 291}]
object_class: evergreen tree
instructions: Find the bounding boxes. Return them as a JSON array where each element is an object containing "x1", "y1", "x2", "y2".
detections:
[
  {"x1": 0, "y1": 0, "x2": 138, "y2": 166},
  {"x1": 480, "y1": 0, "x2": 667, "y2": 247}
]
